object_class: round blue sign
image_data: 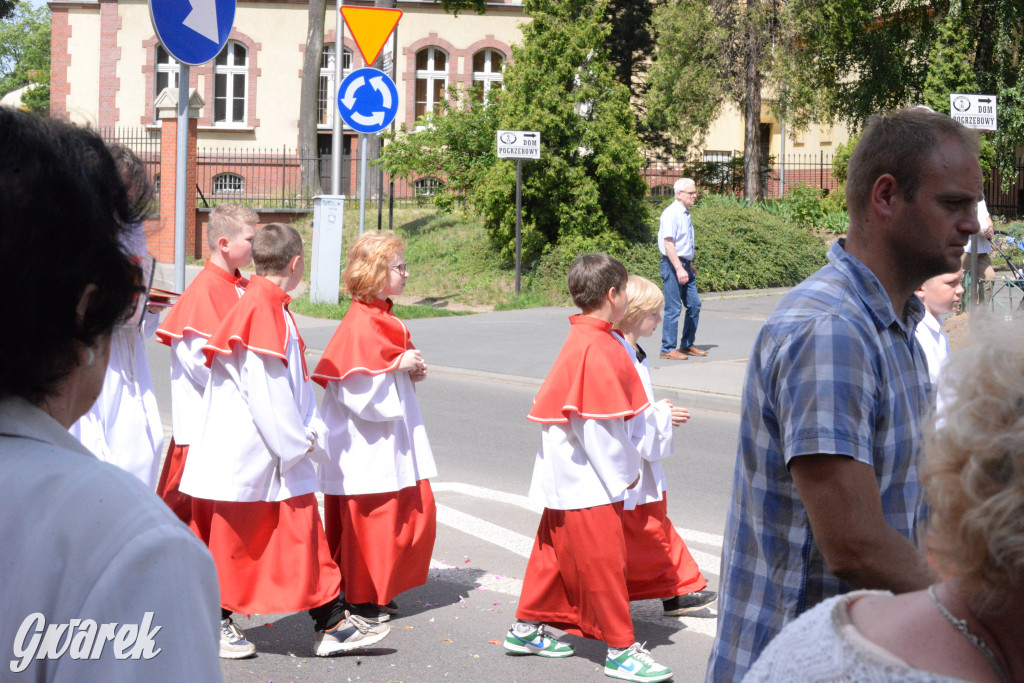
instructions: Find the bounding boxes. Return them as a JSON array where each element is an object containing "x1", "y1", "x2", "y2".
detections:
[
  {"x1": 337, "y1": 67, "x2": 400, "y2": 134},
  {"x1": 149, "y1": 0, "x2": 235, "y2": 66}
]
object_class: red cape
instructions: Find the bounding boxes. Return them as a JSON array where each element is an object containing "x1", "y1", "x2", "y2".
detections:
[
  {"x1": 202, "y1": 275, "x2": 308, "y2": 379},
  {"x1": 312, "y1": 298, "x2": 413, "y2": 387},
  {"x1": 155, "y1": 261, "x2": 247, "y2": 346},
  {"x1": 527, "y1": 315, "x2": 649, "y2": 423}
]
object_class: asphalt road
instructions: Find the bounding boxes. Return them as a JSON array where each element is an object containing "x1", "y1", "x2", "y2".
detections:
[{"x1": 143, "y1": 330, "x2": 741, "y2": 683}]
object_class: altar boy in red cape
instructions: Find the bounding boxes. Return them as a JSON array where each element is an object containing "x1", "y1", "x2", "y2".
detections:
[
  {"x1": 503, "y1": 254, "x2": 673, "y2": 683},
  {"x1": 312, "y1": 230, "x2": 437, "y2": 625},
  {"x1": 155, "y1": 203, "x2": 257, "y2": 525},
  {"x1": 180, "y1": 223, "x2": 390, "y2": 659}
]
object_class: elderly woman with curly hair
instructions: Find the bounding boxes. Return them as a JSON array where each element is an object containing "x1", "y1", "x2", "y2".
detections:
[
  {"x1": 0, "y1": 109, "x2": 223, "y2": 681},
  {"x1": 743, "y1": 320, "x2": 1024, "y2": 683}
]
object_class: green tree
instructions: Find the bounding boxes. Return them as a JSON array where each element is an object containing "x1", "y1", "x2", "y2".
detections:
[
  {"x1": 0, "y1": 2, "x2": 50, "y2": 114},
  {"x1": 377, "y1": 85, "x2": 499, "y2": 212},
  {"x1": 474, "y1": 0, "x2": 650, "y2": 263}
]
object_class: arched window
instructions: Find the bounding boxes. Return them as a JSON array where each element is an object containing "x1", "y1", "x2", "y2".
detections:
[
  {"x1": 319, "y1": 43, "x2": 353, "y2": 128},
  {"x1": 472, "y1": 49, "x2": 504, "y2": 103},
  {"x1": 414, "y1": 47, "x2": 448, "y2": 120},
  {"x1": 213, "y1": 173, "x2": 244, "y2": 195},
  {"x1": 650, "y1": 184, "x2": 675, "y2": 198},
  {"x1": 154, "y1": 45, "x2": 179, "y2": 118},
  {"x1": 213, "y1": 41, "x2": 248, "y2": 125},
  {"x1": 413, "y1": 176, "x2": 444, "y2": 198}
]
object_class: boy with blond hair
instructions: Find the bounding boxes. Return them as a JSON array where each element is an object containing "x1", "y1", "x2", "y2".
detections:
[
  {"x1": 181, "y1": 224, "x2": 390, "y2": 658},
  {"x1": 156, "y1": 203, "x2": 258, "y2": 525},
  {"x1": 504, "y1": 255, "x2": 673, "y2": 683},
  {"x1": 613, "y1": 275, "x2": 718, "y2": 616}
]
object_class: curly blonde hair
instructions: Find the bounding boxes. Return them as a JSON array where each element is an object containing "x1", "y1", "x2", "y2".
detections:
[
  {"x1": 343, "y1": 230, "x2": 405, "y2": 302},
  {"x1": 614, "y1": 275, "x2": 664, "y2": 330},
  {"x1": 922, "y1": 319, "x2": 1024, "y2": 613}
]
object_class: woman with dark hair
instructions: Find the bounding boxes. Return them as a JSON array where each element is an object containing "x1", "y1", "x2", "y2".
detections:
[{"x1": 0, "y1": 108, "x2": 223, "y2": 681}]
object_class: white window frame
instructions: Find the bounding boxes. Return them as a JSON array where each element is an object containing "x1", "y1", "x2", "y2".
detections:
[
  {"x1": 154, "y1": 45, "x2": 179, "y2": 119},
  {"x1": 414, "y1": 47, "x2": 448, "y2": 121},
  {"x1": 212, "y1": 172, "x2": 244, "y2": 195},
  {"x1": 318, "y1": 43, "x2": 353, "y2": 129},
  {"x1": 213, "y1": 41, "x2": 248, "y2": 126},
  {"x1": 472, "y1": 48, "x2": 504, "y2": 103}
]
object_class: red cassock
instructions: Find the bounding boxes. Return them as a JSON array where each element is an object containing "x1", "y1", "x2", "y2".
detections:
[
  {"x1": 623, "y1": 494, "x2": 707, "y2": 600},
  {"x1": 517, "y1": 315, "x2": 647, "y2": 648},
  {"x1": 313, "y1": 298, "x2": 436, "y2": 606},
  {"x1": 154, "y1": 262, "x2": 247, "y2": 524},
  {"x1": 188, "y1": 276, "x2": 339, "y2": 614}
]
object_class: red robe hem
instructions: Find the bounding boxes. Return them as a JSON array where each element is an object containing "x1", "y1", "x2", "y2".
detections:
[
  {"x1": 623, "y1": 494, "x2": 707, "y2": 601},
  {"x1": 156, "y1": 439, "x2": 193, "y2": 525}
]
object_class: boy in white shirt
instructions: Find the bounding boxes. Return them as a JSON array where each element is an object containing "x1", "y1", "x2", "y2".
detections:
[
  {"x1": 181, "y1": 224, "x2": 390, "y2": 658},
  {"x1": 504, "y1": 255, "x2": 673, "y2": 683},
  {"x1": 914, "y1": 269, "x2": 964, "y2": 386}
]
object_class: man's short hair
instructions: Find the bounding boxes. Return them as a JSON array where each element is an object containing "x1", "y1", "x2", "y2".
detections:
[
  {"x1": 207, "y1": 203, "x2": 259, "y2": 251},
  {"x1": 846, "y1": 108, "x2": 980, "y2": 216},
  {"x1": 616, "y1": 275, "x2": 664, "y2": 329},
  {"x1": 252, "y1": 223, "x2": 302, "y2": 275},
  {"x1": 567, "y1": 253, "x2": 628, "y2": 312},
  {"x1": 343, "y1": 230, "x2": 405, "y2": 303},
  {"x1": 674, "y1": 178, "x2": 695, "y2": 193}
]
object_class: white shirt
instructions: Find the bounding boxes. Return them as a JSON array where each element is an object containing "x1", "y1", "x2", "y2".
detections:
[
  {"x1": 318, "y1": 370, "x2": 437, "y2": 495},
  {"x1": 658, "y1": 200, "x2": 695, "y2": 260},
  {"x1": 914, "y1": 310, "x2": 950, "y2": 387},
  {"x1": 0, "y1": 396, "x2": 222, "y2": 682},
  {"x1": 529, "y1": 412, "x2": 644, "y2": 510},
  {"x1": 965, "y1": 198, "x2": 991, "y2": 254},
  {"x1": 181, "y1": 312, "x2": 328, "y2": 502},
  {"x1": 613, "y1": 335, "x2": 674, "y2": 508},
  {"x1": 69, "y1": 318, "x2": 164, "y2": 488},
  {"x1": 167, "y1": 333, "x2": 213, "y2": 445}
]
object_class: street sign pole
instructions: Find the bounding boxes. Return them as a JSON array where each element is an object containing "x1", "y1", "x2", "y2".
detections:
[
  {"x1": 515, "y1": 159, "x2": 522, "y2": 294},
  {"x1": 331, "y1": 4, "x2": 344, "y2": 196},
  {"x1": 174, "y1": 63, "x2": 190, "y2": 293},
  {"x1": 358, "y1": 133, "x2": 368, "y2": 234}
]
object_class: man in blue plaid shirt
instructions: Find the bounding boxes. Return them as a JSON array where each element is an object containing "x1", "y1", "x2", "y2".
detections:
[{"x1": 707, "y1": 107, "x2": 985, "y2": 682}]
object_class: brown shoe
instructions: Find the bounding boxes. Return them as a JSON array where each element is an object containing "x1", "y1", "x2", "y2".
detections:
[
  {"x1": 682, "y1": 345, "x2": 707, "y2": 357},
  {"x1": 659, "y1": 350, "x2": 688, "y2": 360}
]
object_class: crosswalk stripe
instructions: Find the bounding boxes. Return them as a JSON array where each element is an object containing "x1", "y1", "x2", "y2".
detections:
[{"x1": 435, "y1": 504, "x2": 535, "y2": 558}]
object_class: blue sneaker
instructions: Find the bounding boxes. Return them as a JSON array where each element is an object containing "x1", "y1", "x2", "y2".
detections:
[
  {"x1": 605, "y1": 642, "x2": 672, "y2": 682},
  {"x1": 503, "y1": 623, "x2": 574, "y2": 658}
]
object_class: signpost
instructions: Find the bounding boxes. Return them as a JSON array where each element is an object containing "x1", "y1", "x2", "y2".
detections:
[
  {"x1": 149, "y1": 0, "x2": 236, "y2": 292},
  {"x1": 338, "y1": 7, "x2": 402, "y2": 235},
  {"x1": 497, "y1": 130, "x2": 541, "y2": 294},
  {"x1": 950, "y1": 94, "x2": 997, "y2": 131}
]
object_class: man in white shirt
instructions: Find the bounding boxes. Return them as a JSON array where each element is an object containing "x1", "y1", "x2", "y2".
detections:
[
  {"x1": 963, "y1": 198, "x2": 995, "y2": 302},
  {"x1": 658, "y1": 178, "x2": 706, "y2": 360}
]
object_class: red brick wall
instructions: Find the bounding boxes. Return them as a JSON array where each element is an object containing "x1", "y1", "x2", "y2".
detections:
[
  {"x1": 153, "y1": 116, "x2": 200, "y2": 262},
  {"x1": 49, "y1": 5, "x2": 71, "y2": 120},
  {"x1": 98, "y1": 0, "x2": 121, "y2": 129}
]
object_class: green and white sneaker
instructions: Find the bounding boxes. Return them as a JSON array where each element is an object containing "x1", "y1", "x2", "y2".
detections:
[
  {"x1": 605, "y1": 642, "x2": 672, "y2": 682},
  {"x1": 503, "y1": 623, "x2": 574, "y2": 658}
]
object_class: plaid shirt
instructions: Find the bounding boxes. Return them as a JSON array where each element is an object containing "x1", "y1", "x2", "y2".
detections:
[{"x1": 706, "y1": 241, "x2": 931, "y2": 682}]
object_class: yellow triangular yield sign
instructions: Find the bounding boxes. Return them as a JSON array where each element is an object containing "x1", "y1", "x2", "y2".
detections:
[{"x1": 340, "y1": 7, "x2": 403, "y2": 67}]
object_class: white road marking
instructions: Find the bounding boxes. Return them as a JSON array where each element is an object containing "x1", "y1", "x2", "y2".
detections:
[{"x1": 435, "y1": 504, "x2": 535, "y2": 558}]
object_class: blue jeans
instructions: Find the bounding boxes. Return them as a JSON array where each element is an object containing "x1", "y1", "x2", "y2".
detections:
[{"x1": 660, "y1": 256, "x2": 701, "y2": 353}]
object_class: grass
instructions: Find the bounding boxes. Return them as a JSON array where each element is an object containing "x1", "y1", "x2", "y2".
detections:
[{"x1": 289, "y1": 294, "x2": 470, "y2": 320}]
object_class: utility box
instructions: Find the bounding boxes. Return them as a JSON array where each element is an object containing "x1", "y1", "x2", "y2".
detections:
[{"x1": 310, "y1": 195, "x2": 346, "y2": 304}]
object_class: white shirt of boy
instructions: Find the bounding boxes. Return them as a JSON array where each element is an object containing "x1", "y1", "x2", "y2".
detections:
[
  {"x1": 317, "y1": 369, "x2": 436, "y2": 495},
  {"x1": 613, "y1": 334, "x2": 675, "y2": 508},
  {"x1": 181, "y1": 312, "x2": 328, "y2": 502},
  {"x1": 914, "y1": 309, "x2": 950, "y2": 387},
  {"x1": 965, "y1": 198, "x2": 992, "y2": 254},
  {"x1": 529, "y1": 413, "x2": 645, "y2": 511}
]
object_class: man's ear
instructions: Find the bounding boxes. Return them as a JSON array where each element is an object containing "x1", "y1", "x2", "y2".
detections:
[{"x1": 871, "y1": 174, "x2": 900, "y2": 219}]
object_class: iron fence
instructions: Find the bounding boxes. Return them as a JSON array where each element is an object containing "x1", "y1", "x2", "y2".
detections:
[{"x1": 642, "y1": 152, "x2": 839, "y2": 200}]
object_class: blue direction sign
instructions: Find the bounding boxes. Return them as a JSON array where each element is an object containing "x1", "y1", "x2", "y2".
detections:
[
  {"x1": 150, "y1": 0, "x2": 235, "y2": 66},
  {"x1": 338, "y1": 67, "x2": 399, "y2": 134}
]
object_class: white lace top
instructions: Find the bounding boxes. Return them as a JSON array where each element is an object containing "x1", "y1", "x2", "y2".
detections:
[{"x1": 743, "y1": 590, "x2": 971, "y2": 682}]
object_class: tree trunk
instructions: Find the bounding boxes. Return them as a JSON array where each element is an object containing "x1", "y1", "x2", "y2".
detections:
[
  {"x1": 742, "y1": 0, "x2": 763, "y2": 201},
  {"x1": 298, "y1": 0, "x2": 327, "y2": 198}
]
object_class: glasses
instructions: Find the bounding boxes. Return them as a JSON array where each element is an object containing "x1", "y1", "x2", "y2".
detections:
[
  {"x1": 681, "y1": 190, "x2": 697, "y2": 196},
  {"x1": 389, "y1": 263, "x2": 408, "y2": 276}
]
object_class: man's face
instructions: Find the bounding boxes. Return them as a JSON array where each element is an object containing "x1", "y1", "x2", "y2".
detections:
[
  {"x1": 892, "y1": 140, "x2": 982, "y2": 280},
  {"x1": 676, "y1": 185, "x2": 697, "y2": 210}
]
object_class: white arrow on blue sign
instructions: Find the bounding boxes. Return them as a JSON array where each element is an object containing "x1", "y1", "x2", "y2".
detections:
[
  {"x1": 338, "y1": 67, "x2": 399, "y2": 134},
  {"x1": 150, "y1": 0, "x2": 236, "y2": 66}
]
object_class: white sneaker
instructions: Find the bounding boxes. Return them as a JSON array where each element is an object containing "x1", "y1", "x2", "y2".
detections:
[
  {"x1": 219, "y1": 618, "x2": 256, "y2": 659},
  {"x1": 605, "y1": 642, "x2": 672, "y2": 682},
  {"x1": 314, "y1": 612, "x2": 391, "y2": 656}
]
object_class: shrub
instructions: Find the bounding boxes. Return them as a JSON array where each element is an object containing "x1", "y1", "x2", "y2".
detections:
[{"x1": 784, "y1": 183, "x2": 827, "y2": 229}]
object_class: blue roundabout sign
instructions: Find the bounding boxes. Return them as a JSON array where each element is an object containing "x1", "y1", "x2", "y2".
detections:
[{"x1": 337, "y1": 67, "x2": 399, "y2": 134}]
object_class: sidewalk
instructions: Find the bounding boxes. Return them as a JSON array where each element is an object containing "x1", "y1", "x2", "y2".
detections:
[{"x1": 156, "y1": 263, "x2": 786, "y2": 413}]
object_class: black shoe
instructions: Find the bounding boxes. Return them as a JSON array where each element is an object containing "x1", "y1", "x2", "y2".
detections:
[{"x1": 663, "y1": 590, "x2": 718, "y2": 616}]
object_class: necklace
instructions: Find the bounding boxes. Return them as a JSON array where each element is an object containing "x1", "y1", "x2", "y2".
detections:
[{"x1": 927, "y1": 584, "x2": 1010, "y2": 683}]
